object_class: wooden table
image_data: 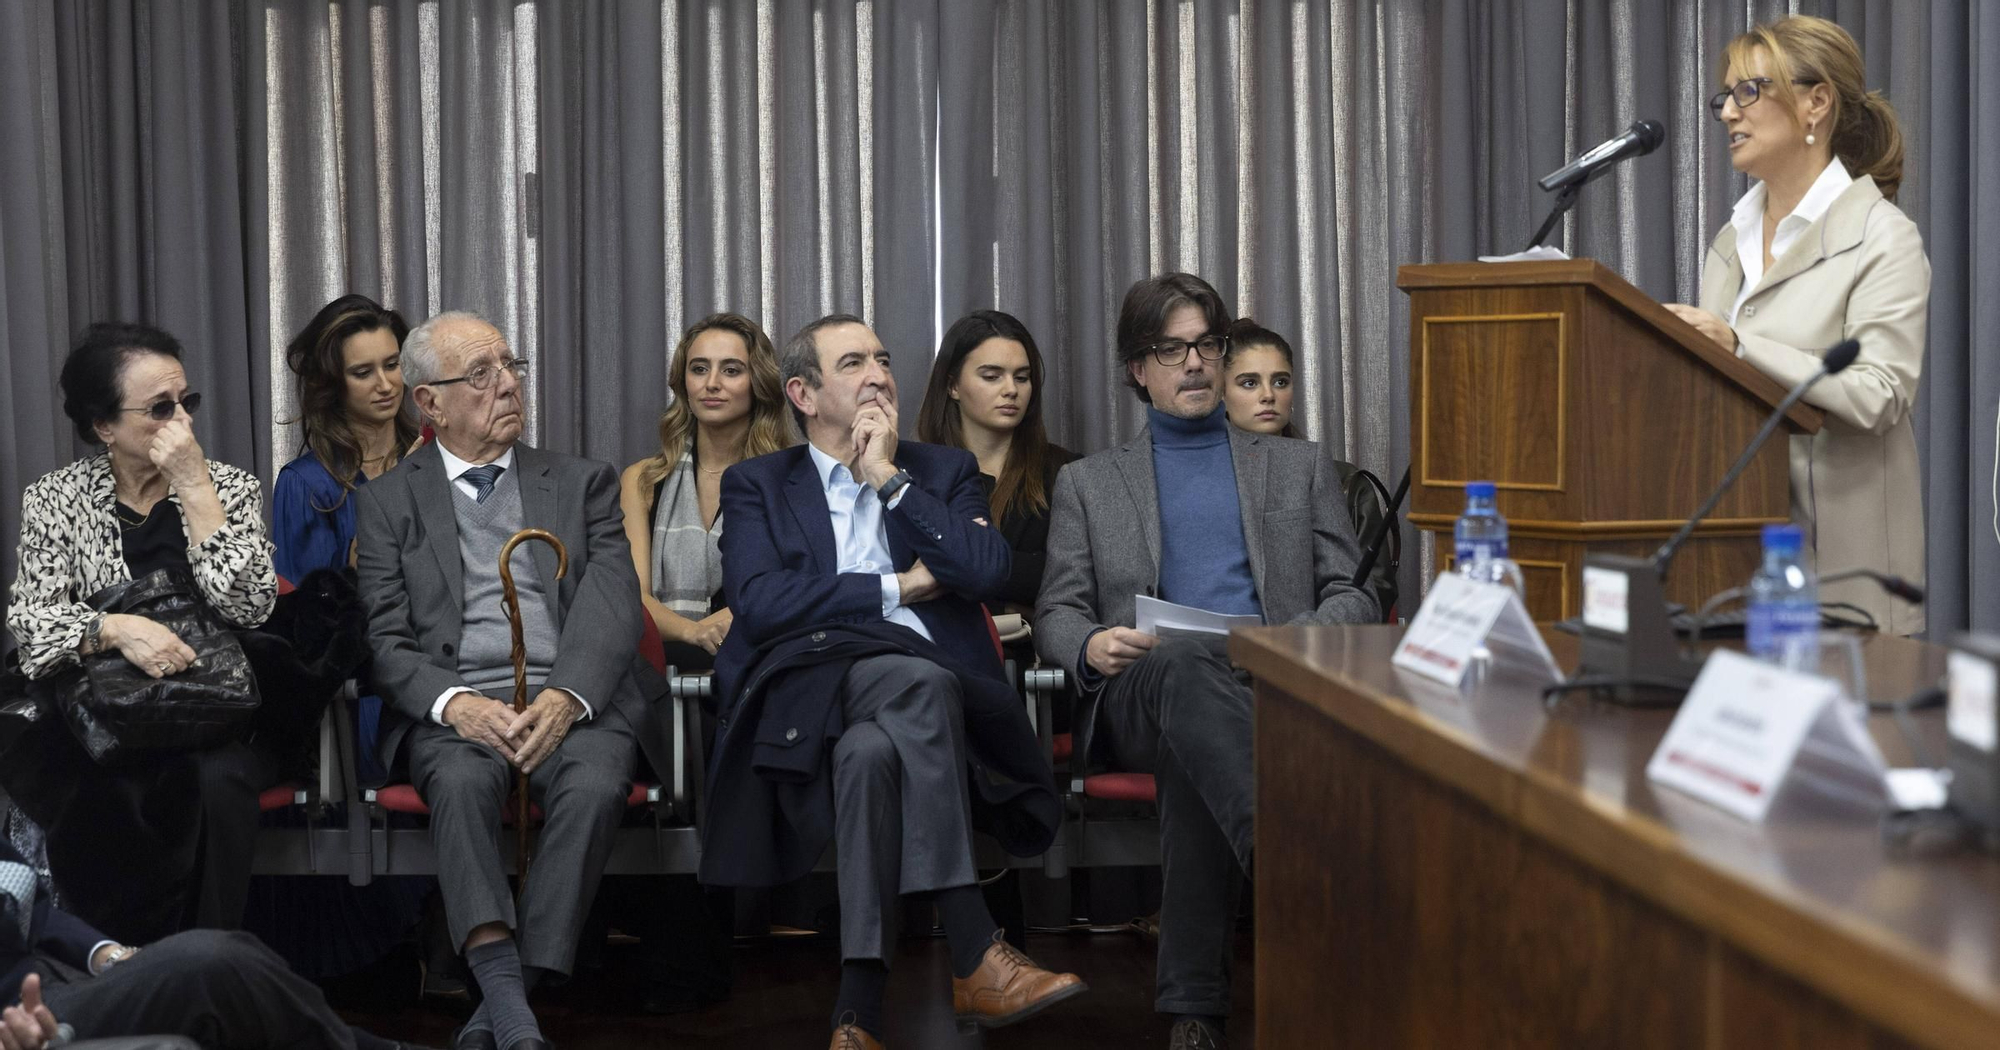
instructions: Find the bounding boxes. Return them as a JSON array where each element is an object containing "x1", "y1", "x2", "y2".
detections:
[{"x1": 1230, "y1": 625, "x2": 2000, "y2": 1050}]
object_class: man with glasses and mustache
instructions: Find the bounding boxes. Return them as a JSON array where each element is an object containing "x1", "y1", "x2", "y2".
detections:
[
  {"x1": 353, "y1": 312, "x2": 672, "y2": 1050},
  {"x1": 1036, "y1": 273, "x2": 1379, "y2": 1050}
]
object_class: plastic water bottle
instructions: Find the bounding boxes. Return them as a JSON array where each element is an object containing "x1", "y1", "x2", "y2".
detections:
[
  {"x1": 1454, "y1": 481, "x2": 1523, "y2": 595},
  {"x1": 1746, "y1": 523, "x2": 1820, "y2": 670}
]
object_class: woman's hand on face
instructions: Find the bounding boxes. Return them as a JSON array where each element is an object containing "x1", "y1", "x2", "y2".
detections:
[
  {"x1": 101, "y1": 613, "x2": 198, "y2": 678},
  {"x1": 1663, "y1": 304, "x2": 1738, "y2": 353},
  {"x1": 147, "y1": 418, "x2": 213, "y2": 492}
]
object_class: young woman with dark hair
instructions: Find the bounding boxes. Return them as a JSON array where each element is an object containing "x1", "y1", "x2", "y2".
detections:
[
  {"x1": 916, "y1": 309, "x2": 1078, "y2": 618},
  {"x1": 273, "y1": 294, "x2": 418, "y2": 582}
]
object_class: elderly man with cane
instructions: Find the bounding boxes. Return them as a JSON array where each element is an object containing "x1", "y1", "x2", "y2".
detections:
[{"x1": 354, "y1": 312, "x2": 672, "y2": 1050}]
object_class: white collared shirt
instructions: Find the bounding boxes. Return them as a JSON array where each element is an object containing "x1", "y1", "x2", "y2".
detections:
[
  {"x1": 1727, "y1": 156, "x2": 1853, "y2": 335},
  {"x1": 805, "y1": 443, "x2": 931, "y2": 641},
  {"x1": 426, "y1": 441, "x2": 592, "y2": 725},
  {"x1": 435, "y1": 442, "x2": 518, "y2": 502}
]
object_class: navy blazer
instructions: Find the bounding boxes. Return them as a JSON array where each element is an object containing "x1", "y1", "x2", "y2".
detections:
[
  {"x1": 712, "y1": 440, "x2": 1012, "y2": 707},
  {"x1": 2, "y1": 838, "x2": 103, "y2": 1005}
]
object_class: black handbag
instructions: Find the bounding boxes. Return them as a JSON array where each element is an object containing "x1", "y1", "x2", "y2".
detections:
[{"x1": 29, "y1": 567, "x2": 261, "y2": 765}]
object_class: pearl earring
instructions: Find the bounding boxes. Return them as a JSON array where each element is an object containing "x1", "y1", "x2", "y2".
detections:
[{"x1": 1806, "y1": 122, "x2": 1816, "y2": 146}]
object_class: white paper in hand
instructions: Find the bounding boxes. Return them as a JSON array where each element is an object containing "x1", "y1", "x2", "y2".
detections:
[{"x1": 1133, "y1": 594, "x2": 1262, "y2": 637}]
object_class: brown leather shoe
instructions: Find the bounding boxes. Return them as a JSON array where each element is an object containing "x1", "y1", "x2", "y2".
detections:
[
  {"x1": 829, "y1": 1012, "x2": 884, "y2": 1050},
  {"x1": 950, "y1": 931, "x2": 1089, "y2": 1029}
]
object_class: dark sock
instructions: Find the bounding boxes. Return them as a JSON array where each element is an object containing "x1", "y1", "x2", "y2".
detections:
[
  {"x1": 1177, "y1": 1013, "x2": 1228, "y2": 1035},
  {"x1": 933, "y1": 884, "x2": 1000, "y2": 979},
  {"x1": 465, "y1": 939, "x2": 545, "y2": 1050},
  {"x1": 832, "y1": 959, "x2": 889, "y2": 1038}
]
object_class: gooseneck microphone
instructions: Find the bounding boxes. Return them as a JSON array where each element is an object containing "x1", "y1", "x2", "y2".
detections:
[
  {"x1": 1538, "y1": 120, "x2": 1667, "y2": 192},
  {"x1": 1651, "y1": 338, "x2": 1861, "y2": 575}
]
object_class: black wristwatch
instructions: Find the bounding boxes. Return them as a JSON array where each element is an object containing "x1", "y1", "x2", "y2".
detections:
[{"x1": 877, "y1": 469, "x2": 914, "y2": 504}]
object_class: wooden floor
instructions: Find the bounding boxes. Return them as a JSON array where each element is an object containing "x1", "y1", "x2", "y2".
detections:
[{"x1": 334, "y1": 929, "x2": 1255, "y2": 1049}]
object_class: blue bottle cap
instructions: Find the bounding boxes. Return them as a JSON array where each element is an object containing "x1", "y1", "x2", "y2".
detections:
[
  {"x1": 1760, "y1": 523, "x2": 1803, "y2": 551},
  {"x1": 1466, "y1": 481, "x2": 1497, "y2": 499}
]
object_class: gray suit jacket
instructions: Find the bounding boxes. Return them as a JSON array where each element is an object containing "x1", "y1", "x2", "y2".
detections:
[
  {"x1": 354, "y1": 441, "x2": 670, "y2": 777},
  {"x1": 1034, "y1": 423, "x2": 1378, "y2": 679}
]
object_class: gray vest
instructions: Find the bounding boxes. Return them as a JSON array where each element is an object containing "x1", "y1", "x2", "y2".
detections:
[{"x1": 451, "y1": 467, "x2": 559, "y2": 699}]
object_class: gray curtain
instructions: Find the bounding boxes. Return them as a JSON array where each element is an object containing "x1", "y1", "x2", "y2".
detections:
[
  {"x1": 0, "y1": 0, "x2": 259, "y2": 596},
  {"x1": 537, "y1": 0, "x2": 941, "y2": 464},
  {"x1": 938, "y1": 0, "x2": 1998, "y2": 634},
  {"x1": 253, "y1": 0, "x2": 540, "y2": 464}
]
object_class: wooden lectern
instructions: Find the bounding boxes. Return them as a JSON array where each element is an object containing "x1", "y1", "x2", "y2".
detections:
[{"x1": 1399, "y1": 259, "x2": 1821, "y2": 622}]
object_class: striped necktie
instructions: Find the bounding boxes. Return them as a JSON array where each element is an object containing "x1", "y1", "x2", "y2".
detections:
[{"x1": 462, "y1": 464, "x2": 505, "y2": 504}]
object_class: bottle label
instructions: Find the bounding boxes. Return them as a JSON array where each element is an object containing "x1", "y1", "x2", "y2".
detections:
[
  {"x1": 1456, "y1": 540, "x2": 1507, "y2": 567},
  {"x1": 1747, "y1": 600, "x2": 1819, "y2": 661}
]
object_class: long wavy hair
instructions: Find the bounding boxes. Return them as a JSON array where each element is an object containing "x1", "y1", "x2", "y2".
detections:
[
  {"x1": 285, "y1": 294, "x2": 418, "y2": 508},
  {"x1": 916, "y1": 309, "x2": 1057, "y2": 522},
  {"x1": 639, "y1": 313, "x2": 793, "y2": 489}
]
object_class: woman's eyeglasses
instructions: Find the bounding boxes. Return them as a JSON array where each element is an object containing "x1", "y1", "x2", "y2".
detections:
[
  {"x1": 119, "y1": 393, "x2": 202, "y2": 421},
  {"x1": 1709, "y1": 76, "x2": 1819, "y2": 121}
]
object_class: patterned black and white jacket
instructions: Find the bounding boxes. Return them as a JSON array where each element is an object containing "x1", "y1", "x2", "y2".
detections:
[{"x1": 6, "y1": 453, "x2": 277, "y2": 679}]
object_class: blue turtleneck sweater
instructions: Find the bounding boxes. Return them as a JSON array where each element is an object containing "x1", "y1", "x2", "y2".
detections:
[{"x1": 1149, "y1": 406, "x2": 1261, "y2": 618}]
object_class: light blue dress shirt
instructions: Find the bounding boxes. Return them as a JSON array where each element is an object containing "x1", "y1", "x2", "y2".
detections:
[{"x1": 806, "y1": 443, "x2": 933, "y2": 642}]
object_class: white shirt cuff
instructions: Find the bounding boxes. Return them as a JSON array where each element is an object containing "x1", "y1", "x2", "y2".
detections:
[
  {"x1": 431, "y1": 686, "x2": 476, "y2": 725},
  {"x1": 552, "y1": 687, "x2": 594, "y2": 720},
  {"x1": 86, "y1": 939, "x2": 119, "y2": 975},
  {"x1": 434, "y1": 685, "x2": 594, "y2": 724},
  {"x1": 880, "y1": 573, "x2": 902, "y2": 618},
  {"x1": 885, "y1": 485, "x2": 908, "y2": 510}
]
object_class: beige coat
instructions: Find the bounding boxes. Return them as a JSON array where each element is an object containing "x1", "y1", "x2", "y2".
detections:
[{"x1": 1698, "y1": 175, "x2": 1929, "y2": 636}]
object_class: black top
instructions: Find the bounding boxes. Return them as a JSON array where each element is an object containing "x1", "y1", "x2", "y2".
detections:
[
  {"x1": 982, "y1": 444, "x2": 1080, "y2": 609},
  {"x1": 118, "y1": 500, "x2": 190, "y2": 578}
]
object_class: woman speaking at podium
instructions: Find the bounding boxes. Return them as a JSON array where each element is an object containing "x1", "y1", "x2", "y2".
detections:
[{"x1": 1665, "y1": 15, "x2": 1928, "y2": 637}]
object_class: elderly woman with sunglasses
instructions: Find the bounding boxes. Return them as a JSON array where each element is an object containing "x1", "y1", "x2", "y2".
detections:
[{"x1": 4, "y1": 321, "x2": 280, "y2": 945}]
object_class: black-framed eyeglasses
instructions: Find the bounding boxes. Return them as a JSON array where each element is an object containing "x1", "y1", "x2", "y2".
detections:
[
  {"x1": 118, "y1": 393, "x2": 202, "y2": 421},
  {"x1": 1708, "y1": 77, "x2": 1819, "y2": 120},
  {"x1": 1144, "y1": 335, "x2": 1228, "y2": 367},
  {"x1": 427, "y1": 357, "x2": 530, "y2": 392}
]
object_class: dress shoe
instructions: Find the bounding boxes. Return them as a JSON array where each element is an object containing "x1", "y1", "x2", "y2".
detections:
[
  {"x1": 1168, "y1": 1018, "x2": 1229, "y2": 1049},
  {"x1": 829, "y1": 1012, "x2": 885, "y2": 1049},
  {"x1": 450, "y1": 1026, "x2": 497, "y2": 1050},
  {"x1": 950, "y1": 930, "x2": 1088, "y2": 1029},
  {"x1": 502, "y1": 1041, "x2": 552, "y2": 1050}
]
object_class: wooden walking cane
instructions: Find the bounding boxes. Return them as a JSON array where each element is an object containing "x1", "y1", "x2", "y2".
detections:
[{"x1": 498, "y1": 528, "x2": 568, "y2": 883}]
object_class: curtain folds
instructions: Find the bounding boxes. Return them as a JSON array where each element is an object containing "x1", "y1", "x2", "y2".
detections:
[
  {"x1": 1, "y1": 0, "x2": 1995, "y2": 638},
  {"x1": 537, "y1": 0, "x2": 940, "y2": 464}
]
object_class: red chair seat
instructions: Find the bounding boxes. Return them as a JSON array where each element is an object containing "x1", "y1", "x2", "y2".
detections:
[
  {"x1": 257, "y1": 783, "x2": 306, "y2": 811},
  {"x1": 372, "y1": 781, "x2": 654, "y2": 822},
  {"x1": 1081, "y1": 772, "x2": 1157, "y2": 803},
  {"x1": 1052, "y1": 733, "x2": 1073, "y2": 763}
]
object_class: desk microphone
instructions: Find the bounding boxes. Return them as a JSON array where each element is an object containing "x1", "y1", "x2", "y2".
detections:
[
  {"x1": 1652, "y1": 338, "x2": 1861, "y2": 576},
  {"x1": 1557, "y1": 339, "x2": 1861, "y2": 703}
]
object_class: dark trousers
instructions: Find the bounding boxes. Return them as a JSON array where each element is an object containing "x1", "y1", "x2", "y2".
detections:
[
  {"x1": 40, "y1": 929, "x2": 378, "y2": 1050},
  {"x1": 406, "y1": 703, "x2": 637, "y2": 974},
  {"x1": 17, "y1": 731, "x2": 280, "y2": 944},
  {"x1": 832, "y1": 654, "x2": 980, "y2": 963},
  {"x1": 1100, "y1": 634, "x2": 1253, "y2": 1017}
]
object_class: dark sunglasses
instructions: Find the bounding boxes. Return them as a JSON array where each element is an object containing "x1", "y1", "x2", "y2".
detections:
[{"x1": 118, "y1": 392, "x2": 203, "y2": 421}]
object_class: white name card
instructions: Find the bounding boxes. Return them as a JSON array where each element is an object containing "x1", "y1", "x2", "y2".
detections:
[
  {"x1": 1392, "y1": 572, "x2": 1562, "y2": 688},
  {"x1": 1647, "y1": 649, "x2": 1887, "y2": 822}
]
